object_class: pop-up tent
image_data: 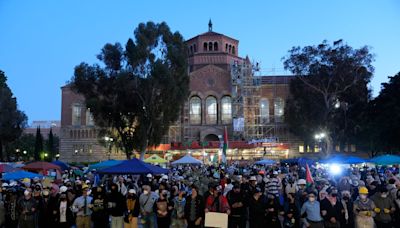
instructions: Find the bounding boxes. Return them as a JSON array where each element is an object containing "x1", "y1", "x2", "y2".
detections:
[
  {"x1": 144, "y1": 154, "x2": 168, "y2": 164},
  {"x1": 88, "y1": 160, "x2": 124, "y2": 171},
  {"x1": 171, "y1": 154, "x2": 203, "y2": 165},
  {"x1": 320, "y1": 155, "x2": 368, "y2": 164},
  {"x1": 23, "y1": 161, "x2": 62, "y2": 173},
  {"x1": 370, "y1": 155, "x2": 400, "y2": 165},
  {"x1": 2, "y1": 170, "x2": 43, "y2": 181},
  {"x1": 254, "y1": 159, "x2": 277, "y2": 165},
  {"x1": 99, "y1": 158, "x2": 168, "y2": 174},
  {"x1": 51, "y1": 161, "x2": 70, "y2": 171},
  {"x1": 0, "y1": 164, "x2": 20, "y2": 173},
  {"x1": 281, "y1": 157, "x2": 315, "y2": 166}
]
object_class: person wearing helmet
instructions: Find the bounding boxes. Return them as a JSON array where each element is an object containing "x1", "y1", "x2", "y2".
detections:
[{"x1": 353, "y1": 186, "x2": 376, "y2": 228}]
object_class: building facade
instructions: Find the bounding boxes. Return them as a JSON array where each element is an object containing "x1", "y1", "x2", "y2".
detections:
[{"x1": 60, "y1": 26, "x2": 304, "y2": 162}]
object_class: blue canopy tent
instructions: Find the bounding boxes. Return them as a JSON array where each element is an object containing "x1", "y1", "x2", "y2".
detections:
[
  {"x1": 254, "y1": 159, "x2": 276, "y2": 165},
  {"x1": 52, "y1": 160, "x2": 70, "y2": 171},
  {"x1": 2, "y1": 170, "x2": 43, "y2": 181},
  {"x1": 320, "y1": 155, "x2": 367, "y2": 164},
  {"x1": 88, "y1": 160, "x2": 124, "y2": 171},
  {"x1": 281, "y1": 157, "x2": 315, "y2": 166},
  {"x1": 98, "y1": 158, "x2": 169, "y2": 175},
  {"x1": 370, "y1": 155, "x2": 400, "y2": 165},
  {"x1": 171, "y1": 155, "x2": 203, "y2": 165}
]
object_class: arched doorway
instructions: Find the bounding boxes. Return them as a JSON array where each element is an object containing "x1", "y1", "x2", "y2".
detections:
[{"x1": 204, "y1": 134, "x2": 219, "y2": 142}]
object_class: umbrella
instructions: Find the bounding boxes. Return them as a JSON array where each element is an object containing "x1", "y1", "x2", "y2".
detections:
[
  {"x1": 144, "y1": 154, "x2": 168, "y2": 164},
  {"x1": 51, "y1": 161, "x2": 70, "y2": 171},
  {"x1": 171, "y1": 154, "x2": 203, "y2": 165},
  {"x1": 0, "y1": 164, "x2": 20, "y2": 173},
  {"x1": 254, "y1": 159, "x2": 276, "y2": 165},
  {"x1": 23, "y1": 161, "x2": 61, "y2": 172},
  {"x1": 98, "y1": 158, "x2": 169, "y2": 174},
  {"x1": 370, "y1": 155, "x2": 400, "y2": 165},
  {"x1": 88, "y1": 160, "x2": 123, "y2": 170},
  {"x1": 2, "y1": 170, "x2": 43, "y2": 181}
]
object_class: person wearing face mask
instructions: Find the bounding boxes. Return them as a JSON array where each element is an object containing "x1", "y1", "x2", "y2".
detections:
[
  {"x1": 371, "y1": 187, "x2": 395, "y2": 228},
  {"x1": 124, "y1": 189, "x2": 140, "y2": 228},
  {"x1": 300, "y1": 191, "x2": 323, "y2": 228},
  {"x1": 340, "y1": 190, "x2": 354, "y2": 228},
  {"x1": 184, "y1": 185, "x2": 205, "y2": 228},
  {"x1": 17, "y1": 188, "x2": 37, "y2": 228},
  {"x1": 48, "y1": 184, "x2": 61, "y2": 227},
  {"x1": 32, "y1": 183, "x2": 43, "y2": 228},
  {"x1": 91, "y1": 186, "x2": 108, "y2": 228},
  {"x1": 353, "y1": 186, "x2": 376, "y2": 228},
  {"x1": 248, "y1": 187, "x2": 265, "y2": 228},
  {"x1": 72, "y1": 185, "x2": 93, "y2": 228},
  {"x1": 205, "y1": 185, "x2": 230, "y2": 214},
  {"x1": 5, "y1": 188, "x2": 19, "y2": 228},
  {"x1": 226, "y1": 184, "x2": 246, "y2": 228},
  {"x1": 320, "y1": 187, "x2": 344, "y2": 228},
  {"x1": 295, "y1": 179, "x2": 307, "y2": 213},
  {"x1": 171, "y1": 188, "x2": 186, "y2": 228},
  {"x1": 139, "y1": 185, "x2": 157, "y2": 228},
  {"x1": 284, "y1": 193, "x2": 299, "y2": 228},
  {"x1": 156, "y1": 189, "x2": 172, "y2": 228},
  {"x1": 107, "y1": 183, "x2": 127, "y2": 228},
  {"x1": 56, "y1": 193, "x2": 74, "y2": 228}
]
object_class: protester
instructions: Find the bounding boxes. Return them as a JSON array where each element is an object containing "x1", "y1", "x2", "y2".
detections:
[
  {"x1": 226, "y1": 183, "x2": 246, "y2": 228},
  {"x1": 139, "y1": 185, "x2": 157, "y2": 228},
  {"x1": 72, "y1": 184, "x2": 92, "y2": 228},
  {"x1": 17, "y1": 188, "x2": 36, "y2": 228},
  {"x1": 184, "y1": 185, "x2": 204, "y2": 228},
  {"x1": 353, "y1": 186, "x2": 376, "y2": 228},
  {"x1": 91, "y1": 186, "x2": 108, "y2": 228},
  {"x1": 125, "y1": 188, "x2": 140, "y2": 228},
  {"x1": 171, "y1": 188, "x2": 186, "y2": 228}
]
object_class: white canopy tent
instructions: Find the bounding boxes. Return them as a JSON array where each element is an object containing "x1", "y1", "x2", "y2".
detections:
[{"x1": 171, "y1": 154, "x2": 203, "y2": 165}]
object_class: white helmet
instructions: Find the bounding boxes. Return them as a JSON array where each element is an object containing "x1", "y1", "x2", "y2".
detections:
[
  {"x1": 60, "y1": 186, "x2": 68, "y2": 193},
  {"x1": 297, "y1": 179, "x2": 306, "y2": 185}
]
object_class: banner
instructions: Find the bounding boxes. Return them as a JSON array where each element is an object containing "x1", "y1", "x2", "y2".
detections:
[{"x1": 205, "y1": 212, "x2": 228, "y2": 228}]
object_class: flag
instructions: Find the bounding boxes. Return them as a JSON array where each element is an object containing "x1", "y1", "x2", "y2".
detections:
[
  {"x1": 222, "y1": 126, "x2": 228, "y2": 164},
  {"x1": 306, "y1": 163, "x2": 314, "y2": 186}
]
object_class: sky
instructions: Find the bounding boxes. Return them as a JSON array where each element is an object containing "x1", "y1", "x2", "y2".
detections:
[{"x1": 1, "y1": 0, "x2": 399, "y2": 124}]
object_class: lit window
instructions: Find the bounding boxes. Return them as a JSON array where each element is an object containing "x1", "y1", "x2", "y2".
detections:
[
  {"x1": 206, "y1": 96, "x2": 217, "y2": 124},
  {"x1": 314, "y1": 146, "x2": 319, "y2": 153},
  {"x1": 299, "y1": 145, "x2": 304, "y2": 153},
  {"x1": 274, "y1": 97, "x2": 284, "y2": 122},
  {"x1": 221, "y1": 96, "x2": 232, "y2": 124},
  {"x1": 189, "y1": 97, "x2": 201, "y2": 125},
  {"x1": 260, "y1": 99, "x2": 270, "y2": 124},
  {"x1": 86, "y1": 109, "x2": 94, "y2": 126},
  {"x1": 351, "y1": 144, "x2": 356, "y2": 152},
  {"x1": 72, "y1": 104, "x2": 81, "y2": 126}
]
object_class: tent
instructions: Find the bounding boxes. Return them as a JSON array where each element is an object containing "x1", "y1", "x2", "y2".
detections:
[
  {"x1": 52, "y1": 160, "x2": 70, "y2": 171},
  {"x1": 254, "y1": 159, "x2": 277, "y2": 165},
  {"x1": 320, "y1": 155, "x2": 367, "y2": 164},
  {"x1": 171, "y1": 154, "x2": 203, "y2": 165},
  {"x1": 23, "y1": 161, "x2": 62, "y2": 173},
  {"x1": 370, "y1": 155, "x2": 400, "y2": 165},
  {"x1": 0, "y1": 164, "x2": 20, "y2": 173},
  {"x1": 88, "y1": 160, "x2": 124, "y2": 171},
  {"x1": 144, "y1": 155, "x2": 168, "y2": 164},
  {"x1": 98, "y1": 158, "x2": 169, "y2": 174},
  {"x1": 2, "y1": 170, "x2": 43, "y2": 181},
  {"x1": 281, "y1": 157, "x2": 315, "y2": 166}
]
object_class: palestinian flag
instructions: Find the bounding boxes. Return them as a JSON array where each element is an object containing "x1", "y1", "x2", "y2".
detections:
[
  {"x1": 222, "y1": 126, "x2": 228, "y2": 164},
  {"x1": 306, "y1": 163, "x2": 314, "y2": 187}
]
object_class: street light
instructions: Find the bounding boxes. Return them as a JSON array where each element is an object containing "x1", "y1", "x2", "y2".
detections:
[{"x1": 23, "y1": 150, "x2": 27, "y2": 155}]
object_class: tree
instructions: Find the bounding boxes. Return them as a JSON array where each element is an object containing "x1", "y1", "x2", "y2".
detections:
[
  {"x1": 72, "y1": 21, "x2": 189, "y2": 159},
  {"x1": 282, "y1": 40, "x2": 374, "y2": 156},
  {"x1": 46, "y1": 128, "x2": 56, "y2": 160},
  {"x1": 360, "y1": 72, "x2": 400, "y2": 154},
  {"x1": 6, "y1": 133, "x2": 36, "y2": 160},
  {"x1": 34, "y1": 127, "x2": 43, "y2": 160},
  {"x1": 0, "y1": 70, "x2": 27, "y2": 161}
]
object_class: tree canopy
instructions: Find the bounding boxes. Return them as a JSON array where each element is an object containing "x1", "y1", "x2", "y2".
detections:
[
  {"x1": 72, "y1": 21, "x2": 189, "y2": 159},
  {"x1": 282, "y1": 40, "x2": 374, "y2": 156},
  {"x1": 0, "y1": 70, "x2": 27, "y2": 161}
]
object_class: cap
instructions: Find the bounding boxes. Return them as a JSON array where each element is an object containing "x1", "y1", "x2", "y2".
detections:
[
  {"x1": 297, "y1": 179, "x2": 306, "y2": 185},
  {"x1": 82, "y1": 184, "x2": 89, "y2": 190},
  {"x1": 128, "y1": 189, "x2": 136, "y2": 194},
  {"x1": 249, "y1": 176, "x2": 257, "y2": 181},
  {"x1": 60, "y1": 186, "x2": 68, "y2": 193},
  {"x1": 273, "y1": 171, "x2": 278, "y2": 175},
  {"x1": 2, "y1": 183, "x2": 9, "y2": 187},
  {"x1": 146, "y1": 174, "x2": 153, "y2": 178},
  {"x1": 85, "y1": 180, "x2": 91, "y2": 184}
]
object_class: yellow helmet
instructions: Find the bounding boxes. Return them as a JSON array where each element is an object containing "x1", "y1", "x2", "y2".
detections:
[{"x1": 359, "y1": 186, "x2": 368, "y2": 194}]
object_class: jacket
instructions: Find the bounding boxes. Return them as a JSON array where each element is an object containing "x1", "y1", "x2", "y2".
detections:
[{"x1": 184, "y1": 195, "x2": 204, "y2": 222}]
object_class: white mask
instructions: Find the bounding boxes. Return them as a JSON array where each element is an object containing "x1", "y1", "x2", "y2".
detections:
[
  {"x1": 360, "y1": 195, "x2": 367, "y2": 200},
  {"x1": 309, "y1": 197, "x2": 315, "y2": 202},
  {"x1": 143, "y1": 190, "x2": 149, "y2": 195},
  {"x1": 24, "y1": 190, "x2": 30, "y2": 196}
]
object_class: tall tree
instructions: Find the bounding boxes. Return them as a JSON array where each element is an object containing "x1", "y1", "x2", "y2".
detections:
[
  {"x1": 0, "y1": 70, "x2": 27, "y2": 161},
  {"x1": 46, "y1": 128, "x2": 55, "y2": 160},
  {"x1": 6, "y1": 133, "x2": 36, "y2": 160},
  {"x1": 34, "y1": 127, "x2": 43, "y2": 160},
  {"x1": 72, "y1": 21, "x2": 189, "y2": 159},
  {"x1": 282, "y1": 40, "x2": 374, "y2": 156}
]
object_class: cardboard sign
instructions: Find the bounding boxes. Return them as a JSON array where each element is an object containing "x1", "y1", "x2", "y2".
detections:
[{"x1": 204, "y1": 212, "x2": 228, "y2": 228}]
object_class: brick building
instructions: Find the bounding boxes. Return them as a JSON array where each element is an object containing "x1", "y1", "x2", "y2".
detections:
[{"x1": 59, "y1": 25, "x2": 303, "y2": 162}]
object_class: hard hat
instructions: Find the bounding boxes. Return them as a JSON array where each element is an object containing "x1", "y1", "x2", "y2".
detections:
[
  {"x1": 60, "y1": 186, "x2": 68, "y2": 193},
  {"x1": 2, "y1": 183, "x2": 9, "y2": 187},
  {"x1": 82, "y1": 184, "x2": 89, "y2": 190},
  {"x1": 146, "y1": 174, "x2": 153, "y2": 178},
  {"x1": 297, "y1": 179, "x2": 306, "y2": 185},
  {"x1": 359, "y1": 186, "x2": 369, "y2": 194},
  {"x1": 128, "y1": 189, "x2": 136, "y2": 194}
]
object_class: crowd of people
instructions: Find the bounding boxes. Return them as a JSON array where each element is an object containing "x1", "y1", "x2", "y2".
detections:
[{"x1": 0, "y1": 162, "x2": 400, "y2": 228}]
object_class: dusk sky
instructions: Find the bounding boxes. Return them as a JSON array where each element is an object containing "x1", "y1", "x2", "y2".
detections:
[{"x1": 1, "y1": 0, "x2": 399, "y2": 124}]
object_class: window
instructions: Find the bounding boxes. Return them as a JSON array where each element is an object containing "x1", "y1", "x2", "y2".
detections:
[
  {"x1": 189, "y1": 96, "x2": 201, "y2": 125},
  {"x1": 86, "y1": 109, "x2": 94, "y2": 126},
  {"x1": 232, "y1": 46, "x2": 236, "y2": 54},
  {"x1": 190, "y1": 46, "x2": 193, "y2": 54},
  {"x1": 221, "y1": 96, "x2": 232, "y2": 124},
  {"x1": 203, "y1": 42, "x2": 208, "y2": 51},
  {"x1": 208, "y1": 42, "x2": 213, "y2": 51},
  {"x1": 206, "y1": 96, "x2": 217, "y2": 124},
  {"x1": 274, "y1": 97, "x2": 284, "y2": 122},
  {"x1": 72, "y1": 104, "x2": 81, "y2": 126},
  {"x1": 260, "y1": 99, "x2": 270, "y2": 124},
  {"x1": 228, "y1": 44, "x2": 232, "y2": 53},
  {"x1": 193, "y1": 44, "x2": 197, "y2": 52},
  {"x1": 225, "y1": 43, "x2": 228, "y2": 52},
  {"x1": 299, "y1": 145, "x2": 304, "y2": 153},
  {"x1": 214, "y1": 42, "x2": 218, "y2": 51}
]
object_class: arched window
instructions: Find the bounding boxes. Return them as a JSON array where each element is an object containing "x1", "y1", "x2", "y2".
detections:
[
  {"x1": 208, "y1": 42, "x2": 213, "y2": 51},
  {"x1": 228, "y1": 44, "x2": 232, "y2": 53},
  {"x1": 190, "y1": 46, "x2": 193, "y2": 54},
  {"x1": 203, "y1": 42, "x2": 208, "y2": 51},
  {"x1": 193, "y1": 44, "x2": 197, "y2": 52},
  {"x1": 206, "y1": 96, "x2": 217, "y2": 124},
  {"x1": 225, "y1": 43, "x2": 228, "y2": 52},
  {"x1": 214, "y1": 42, "x2": 218, "y2": 51},
  {"x1": 72, "y1": 104, "x2": 81, "y2": 126},
  {"x1": 232, "y1": 46, "x2": 236, "y2": 54},
  {"x1": 189, "y1": 96, "x2": 201, "y2": 125},
  {"x1": 260, "y1": 98, "x2": 270, "y2": 124},
  {"x1": 221, "y1": 96, "x2": 232, "y2": 124},
  {"x1": 86, "y1": 109, "x2": 94, "y2": 126},
  {"x1": 274, "y1": 97, "x2": 284, "y2": 122}
]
